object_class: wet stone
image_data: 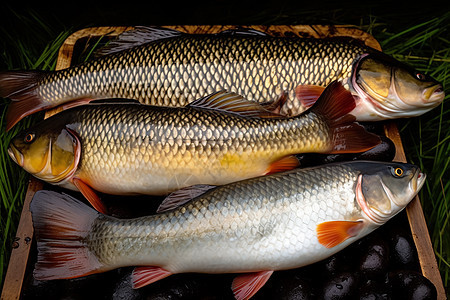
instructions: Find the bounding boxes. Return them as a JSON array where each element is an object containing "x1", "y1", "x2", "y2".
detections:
[
  {"x1": 389, "y1": 270, "x2": 437, "y2": 300},
  {"x1": 319, "y1": 272, "x2": 358, "y2": 300}
]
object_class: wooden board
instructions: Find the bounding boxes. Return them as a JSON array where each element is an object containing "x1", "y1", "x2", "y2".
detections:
[
  {"x1": 384, "y1": 121, "x2": 445, "y2": 298},
  {"x1": 1, "y1": 25, "x2": 445, "y2": 300}
]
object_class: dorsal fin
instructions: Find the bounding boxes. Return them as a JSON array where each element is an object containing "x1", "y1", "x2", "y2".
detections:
[
  {"x1": 95, "y1": 26, "x2": 183, "y2": 56},
  {"x1": 157, "y1": 184, "x2": 217, "y2": 213},
  {"x1": 217, "y1": 28, "x2": 269, "y2": 37},
  {"x1": 187, "y1": 90, "x2": 283, "y2": 118}
]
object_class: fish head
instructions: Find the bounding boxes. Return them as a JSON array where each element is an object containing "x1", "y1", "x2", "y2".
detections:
[
  {"x1": 354, "y1": 161, "x2": 426, "y2": 225},
  {"x1": 352, "y1": 52, "x2": 444, "y2": 120},
  {"x1": 8, "y1": 120, "x2": 80, "y2": 184}
]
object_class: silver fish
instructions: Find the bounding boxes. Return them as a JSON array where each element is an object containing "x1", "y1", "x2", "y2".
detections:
[{"x1": 30, "y1": 160, "x2": 425, "y2": 299}]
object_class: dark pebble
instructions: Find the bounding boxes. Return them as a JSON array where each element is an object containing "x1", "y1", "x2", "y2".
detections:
[
  {"x1": 389, "y1": 228, "x2": 419, "y2": 270},
  {"x1": 359, "y1": 239, "x2": 390, "y2": 278},
  {"x1": 358, "y1": 278, "x2": 390, "y2": 300},
  {"x1": 389, "y1": 270, "x2": 437, "y2": 300},
  {"x1": 269, "y1": 271, "x2": 315, "y2": 300},
  {"x1": 110, "y1": 268, "x2": 145, "y2": 300},
  {"x1": 318, "y1": 251, "x2": 354, "y2": 277},
  {"x1": 319, "y1": 272, "x2": 358, "y2": 300}
]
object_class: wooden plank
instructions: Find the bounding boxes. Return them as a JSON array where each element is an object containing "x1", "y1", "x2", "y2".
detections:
[
  {"x1": 1, "y1": 179, "x2": 43, "y2": 300},
  {"x1": 384, "y1": 121, "x2": 445, "y2": 299},
  {"x1": 167, "y1": 25, "x2": 382, "y2": 50},
  {"x1": 1, "y1": 25, "x2": 443, "y2": 299},
  {"x1": 55, "y1": 26, "x2": 134, "y2": 71}
]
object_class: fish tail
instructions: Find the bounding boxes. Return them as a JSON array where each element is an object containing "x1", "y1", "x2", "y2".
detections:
[
  {"x1": 311, "y1": 81, "x2": 381, "y2": 153},
  {"x1": 30, "y1": 190, "x2": 106, "y2": 280},
  {"x1": 0, "y1": 70, "x2": 47, "y2": 131}
]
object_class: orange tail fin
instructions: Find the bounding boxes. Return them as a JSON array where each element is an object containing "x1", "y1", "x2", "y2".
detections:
[
  {"x1": 30, "y1": 190, "x2": 106, "y2": 280},
  {"x1": 0, "y1": 71, "x2": 47, "y2": 131},
  {"x1": 310, "y1": 81, "x2": 381, "y2": 153}
]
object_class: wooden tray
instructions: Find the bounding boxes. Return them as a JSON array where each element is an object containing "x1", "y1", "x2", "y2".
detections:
[{"x1": 1, "y1": 25, "x2": 445, "y2": 300}]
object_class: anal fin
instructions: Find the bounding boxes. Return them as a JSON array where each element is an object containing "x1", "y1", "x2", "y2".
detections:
[
  {"x1": 232, "y1": 270, "x2": 274, "y2": 300},
  {"x1": 132, "y1": 266, "x2": 172, "y2": 289},
  {"x1": 264, "y1": 155, "x2": 299, "y2": 175}
]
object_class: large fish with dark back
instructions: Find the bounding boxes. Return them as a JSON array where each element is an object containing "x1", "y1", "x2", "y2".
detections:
[
  {"x1": 0, "y1": 26, "x2": 444, "y2": 130},
  {"x1": 8, "y1": 82, "x2": 380, "y2": 213},
  {"x1": 30, "y1": 160, "x2": 425, "y2": 300}
]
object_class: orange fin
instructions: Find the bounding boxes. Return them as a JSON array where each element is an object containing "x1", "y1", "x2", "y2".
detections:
[
  {"x1": 72, "y1": 178, "x2": 107, "y2": 214},
  {"x1": 30, "y1": 190, "x2": 104, "y2": 280},
  {"x1": 316, "y1": 220, "x2": 364, "y2": 248},
  {"x1": 310, "y1": 81, "x2": 381, "y2": 153},
  {"x1": 188, "y1": 90, "x2": 283, "y2": 119},
  {"x1": 295, "y1": 85, "x2": 325, "y2": 108},
  {"x1": 132, "y1": 266, "x2": 172, "y2": 289},
  {"x1": 264, "y1": 155, "x2": 299, "y2": 175},
  {"x1": 232, "y1": 270, "x2": 274, "y2": 300},
  {"x1": 0, "y1": 70, "x2": 48, "y2": 131},
  {"x1": 157, "y1": 184, "x2": 217, "y2": 213}
]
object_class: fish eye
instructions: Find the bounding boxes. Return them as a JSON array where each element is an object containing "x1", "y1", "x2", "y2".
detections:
[
  {"x1": 415, "y1": 72, "x2": 426, "y2": 81},
  {"x1": 391, "y1": 167, "x2": 404, "y2": 177},
  {"x1": 24, "y1": 133, "x2": 35, "y2": 143}
]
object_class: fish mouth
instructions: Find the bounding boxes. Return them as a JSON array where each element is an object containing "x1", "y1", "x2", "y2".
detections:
[
  {"x1": 423, "y1": 84, "x2": 445, "y2": 104},
  {"x1": 8, "y1": 145, "x2": 23, "y2": 167}
]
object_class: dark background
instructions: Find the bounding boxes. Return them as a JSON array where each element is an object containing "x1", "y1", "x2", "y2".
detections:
[{"x1": 1, "y1": 1, "x2": 449, "y2": 71}]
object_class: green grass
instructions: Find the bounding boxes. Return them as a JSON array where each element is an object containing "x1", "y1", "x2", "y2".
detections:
[
  {"x1": 0, "y1": 7, "x2": 448, "y2": 296},
  {"x1": 374, "y1": 14, "x2": 450, "y2": 289},
  {"x1": 0, "y1": 15, "x2": 72, "y2": 287}
]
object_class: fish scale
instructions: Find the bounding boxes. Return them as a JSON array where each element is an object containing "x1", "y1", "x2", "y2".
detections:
[
  {"x1": 9, "y1": 82, "x2": 381, "y2": 215},
  {"x1": 2, "y1": 27, "x2": 444, "y2": 132},
  {"x1": 68, "y1": 103, "x2": 329, "y2": 195},
  {"x1": 36, "y1": 35, "x2": 361, "y2": 112},
  {"x1": 85, "y1": 164, "x2": 359, "y2": 272}
]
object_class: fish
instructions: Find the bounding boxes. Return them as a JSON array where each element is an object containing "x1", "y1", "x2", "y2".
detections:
[
  {"x1": 0, "y1": 26, "x2": 444, "y2": 130},
  {"x1": 8, "y1": 81, "x2": 380, "y2": 214},
  {"x1": 29, "y1": 160, "x2": 426, "y2": 300}
]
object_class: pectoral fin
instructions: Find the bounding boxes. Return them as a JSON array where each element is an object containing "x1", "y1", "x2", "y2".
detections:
[
  {"x1": 232, "y1": 270, "x2": 274, "y2": 300},
  {"x1": 72, "y1": 178, "x2": 107, "y2": 214},
  {"x1": 316, "y1": 220, "x2": 364, "y2": 248}
]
